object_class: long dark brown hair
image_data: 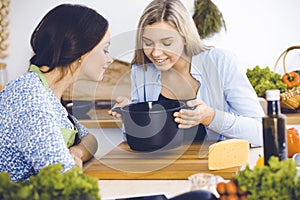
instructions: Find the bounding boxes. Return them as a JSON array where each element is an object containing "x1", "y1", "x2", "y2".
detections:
[{"x1": 30, "y1": 4, "x2": 108, "y2": 79}]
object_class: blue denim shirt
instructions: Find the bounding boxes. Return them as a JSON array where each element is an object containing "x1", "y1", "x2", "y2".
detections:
[{"x1": 130, "y1": 48, "x2": 264, "y2": 146}]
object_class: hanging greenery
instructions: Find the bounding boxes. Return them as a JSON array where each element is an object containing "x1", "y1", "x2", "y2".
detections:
[{"x1": 193, "y1": 0, "x2": 226, "y2": 39}]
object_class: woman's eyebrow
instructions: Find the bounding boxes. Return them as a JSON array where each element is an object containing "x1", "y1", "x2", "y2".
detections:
[
  {"x1": 142, "y1": 36, "x2": 174, "y2": 41},
  {"x1": 102, "y1": 41, "x2": 111, "y2": 48},
  {"x1": 142, "y1": 36, "x2": 152, "y2": 41}
]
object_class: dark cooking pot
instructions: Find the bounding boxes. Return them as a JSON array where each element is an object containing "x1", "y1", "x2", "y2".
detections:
[{"x1": 113, "y1": 100, "x2": 185, "y2": 151}]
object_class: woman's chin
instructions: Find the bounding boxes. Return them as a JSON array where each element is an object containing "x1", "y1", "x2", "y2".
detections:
[{"x1": 154, "y1": 64, "x2": 172, "y2": 71}]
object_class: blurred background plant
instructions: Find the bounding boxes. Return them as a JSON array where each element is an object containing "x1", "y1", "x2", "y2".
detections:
[{"x1": 193, "y1": 0, "x2": 226, "y2": 39}]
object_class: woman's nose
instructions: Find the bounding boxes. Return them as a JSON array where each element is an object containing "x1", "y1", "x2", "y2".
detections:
[
  {"x1": 151, "y1": 46, "x2": 163, "y2": 57},
  {"x1": 107, "y1": 55, "x2": 113, "y2": 65}
]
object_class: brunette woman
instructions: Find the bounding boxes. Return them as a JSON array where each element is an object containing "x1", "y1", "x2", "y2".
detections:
[{"x1": 0, "y1": 4, "x2": 113, "y2": 182}]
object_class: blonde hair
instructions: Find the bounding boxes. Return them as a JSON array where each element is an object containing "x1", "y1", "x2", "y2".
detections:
[{"x1": 132, "y1": 0, "x2": 204, "y2": 67}]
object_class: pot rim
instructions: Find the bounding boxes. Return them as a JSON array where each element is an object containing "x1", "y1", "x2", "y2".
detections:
[{"x1": 118, "y1": 100, "x2": 186, "y2": 114}]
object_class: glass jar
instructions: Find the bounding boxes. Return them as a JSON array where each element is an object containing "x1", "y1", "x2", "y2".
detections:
[
  {"x1": 188, "y1": 173, "x2": 224, "y2": 198},
  {"x1": 0, "y1": 62, "x2": 7, "y2": 91},
  {"x1": 287, "y1": 127, "x2": 300, "y2": 158}
]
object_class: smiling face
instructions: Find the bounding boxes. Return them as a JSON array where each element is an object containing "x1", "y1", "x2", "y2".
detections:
[
  {"x1": 79, "y1": 30, "x2": 113, "y2": 81},
  {"x1": 142, "y1": 22, "x2": 186, "y2": 71}
]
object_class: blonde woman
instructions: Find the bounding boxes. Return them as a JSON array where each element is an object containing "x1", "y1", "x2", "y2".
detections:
[{"x1": 111, "y1": 0, "x2": 264, "y2": 146}]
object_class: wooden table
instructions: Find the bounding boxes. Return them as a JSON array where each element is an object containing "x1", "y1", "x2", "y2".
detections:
[
  {"x1": 79, "y1": 108, "x2": 122, "y2": 128},
  {"x1": 285, "y1": 113, "x2": 300, "y2": 125},
  {"x1": 83, "y1": 142, "x2": 241, "y2": 180},
  {"x1": 95, "y1": 146, "x2": 262, "y2": 199}
]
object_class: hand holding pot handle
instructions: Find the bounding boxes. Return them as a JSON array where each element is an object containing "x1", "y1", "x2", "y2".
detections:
[
  {"x1": 174, "y1": 99, "x2": 215, "y2": 129},
  {"x1": 108, "y1": 96, "x2": 131, "y2": 118}
]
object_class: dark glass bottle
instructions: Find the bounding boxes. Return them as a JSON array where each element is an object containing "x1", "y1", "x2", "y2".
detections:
[{"x1": 263, "y1": 89, "x2": 287, "y2": 165}]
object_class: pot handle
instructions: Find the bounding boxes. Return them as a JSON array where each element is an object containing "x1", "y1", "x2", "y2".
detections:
[
  {"x1": 182, "y1": 104, "x2": 196, "y2": 110},
  {"x1": 180, "y1": 99, "x2": 196, "y2": 110},
  {"x1": 111, "y1": 107, "x2": 122, "y2": 114}
]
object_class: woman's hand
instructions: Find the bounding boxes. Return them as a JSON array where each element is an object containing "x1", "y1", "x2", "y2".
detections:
[
  {"x1": 108, "y1": 96, "x2": 131, "y2": 118},
  {"x1": 69, "y1": 147, "x2": 83, "y2": 168},
  {"x1": 69, "y1": 133, "x2": 97, "y2": 168},
  {"x1": 173, "y1": 99, "x2": 215, "y2": 128}
]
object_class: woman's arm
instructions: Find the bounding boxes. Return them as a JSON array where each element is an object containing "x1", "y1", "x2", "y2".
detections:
[
  {"x1": 175, "y1": 49, "x2": 265, "y2": 146},
  {"x1": 69, "y1": 133, "x2": 98, "y2": 167}
]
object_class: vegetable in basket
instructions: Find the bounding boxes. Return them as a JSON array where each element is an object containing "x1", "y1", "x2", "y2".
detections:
[
  {"x1": 281, "y1": 71, "x2": 300, "y2": 89},
  {"x1": 246, "y1": 65, "x2": 287, "y2": 97}
]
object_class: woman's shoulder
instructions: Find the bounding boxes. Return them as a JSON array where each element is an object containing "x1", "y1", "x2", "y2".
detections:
[
  {"x1": 3, "y1": 72, "x2": 48, "y2": 104},
  {"x1": 196, "y1": 47, "x2": 237, "y2": 60},
  {"x1": 193, "y1": 47, "x2": 238, "y2": 70},
  {"x1": 7, "y1": 73, "x2": 40, "y2": 92},
  {"x1": 7, "y1": 72, "x2": 39, "y2": 87}
]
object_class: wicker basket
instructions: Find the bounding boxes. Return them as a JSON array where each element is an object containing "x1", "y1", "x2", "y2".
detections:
[{"x1": 273, "y1": 45, "x2": 300, "y2": 112}]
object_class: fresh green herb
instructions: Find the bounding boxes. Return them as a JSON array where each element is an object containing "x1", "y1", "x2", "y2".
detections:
[
  {"x1": 235, "y1": 156, "x2": 298, "y2": 200},
  {"x1": 246, "y1": 65, "x2": 287, "y2": 97},
  {"x1": 0, "y1": 163, "x2": 100, "y2": 200}
]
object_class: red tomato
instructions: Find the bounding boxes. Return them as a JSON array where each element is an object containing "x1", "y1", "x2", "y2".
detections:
[{"x1": 287, "y1": 127, "x2": 300, "y2": 158}]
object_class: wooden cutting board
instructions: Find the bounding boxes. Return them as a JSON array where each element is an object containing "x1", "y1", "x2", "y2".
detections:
[{"x1": 83, "y1": 142, "x2": 240, "y2": 180}]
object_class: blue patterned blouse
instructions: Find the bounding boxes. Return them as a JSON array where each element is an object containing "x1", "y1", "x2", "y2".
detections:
[{"x1": 0, "y1": 71, "x2": 88, "y2": 182}]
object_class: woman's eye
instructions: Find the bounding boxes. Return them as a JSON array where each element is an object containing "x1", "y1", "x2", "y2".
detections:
[
  {"x1": 163, "y1": 42, "x2": 172, "y2": 46},
  {"x1": 143, "y1": 41, "x2": 153, "y2": 47},
  {"x1": 104, "y1": 49, "x2": 109, "y2": 54}
]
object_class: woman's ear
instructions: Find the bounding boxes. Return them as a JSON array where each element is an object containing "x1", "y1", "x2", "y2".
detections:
[{"x1": 79, "y1": 51, "x2": 90, "y2": 64}]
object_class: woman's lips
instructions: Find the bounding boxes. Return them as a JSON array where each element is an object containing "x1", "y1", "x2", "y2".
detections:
[{"x1": 153, "y1": 58, "x2": 168, "y2": 65}]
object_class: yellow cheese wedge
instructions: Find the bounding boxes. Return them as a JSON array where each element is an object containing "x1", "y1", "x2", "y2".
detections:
[{"x1": 208, "y1": 139, "x2": 250, "y2": 170}]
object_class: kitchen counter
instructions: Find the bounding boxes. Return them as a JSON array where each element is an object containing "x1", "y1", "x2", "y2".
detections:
[
  {"x1": 285, "y1": 113, "x2": 300, "y2": 124},
  {"x1": 89, "y1": 145, "x2": 262, "y2": 199},
  {"x1": 79, "y1": 108, "x2": 122, "y2": 128},
  {"x1": 83, "y1": 142, "x2": 242, "y2": 180}
]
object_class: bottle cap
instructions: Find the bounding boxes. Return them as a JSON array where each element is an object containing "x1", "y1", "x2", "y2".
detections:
[{"x1": 265, "y1": 89, "x2": 280, "y2": 101}]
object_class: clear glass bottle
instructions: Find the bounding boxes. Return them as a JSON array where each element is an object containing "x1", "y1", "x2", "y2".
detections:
[
  {"x1": 263, "y1": 89, "x2": 287, "y2": 165},
  {"x1": 0, "y1": 62, "x2": 7, "y2": 91}
]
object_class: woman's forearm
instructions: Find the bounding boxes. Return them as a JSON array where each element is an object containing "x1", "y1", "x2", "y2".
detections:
[
  {"x1": 208, "y1": 109, "x2": 263, "y2": 146},
  {"x1": 70, "y1": 133, "x2": 98, "y2": 162}
]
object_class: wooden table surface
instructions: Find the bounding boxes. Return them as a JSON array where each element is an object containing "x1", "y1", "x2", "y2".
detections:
[
  {"x1": 83, "y1": 141, "x2": 240, "y2": 180},
  {"x1": 79, "y1": 108, "x2": 122, "y2": 128}
]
